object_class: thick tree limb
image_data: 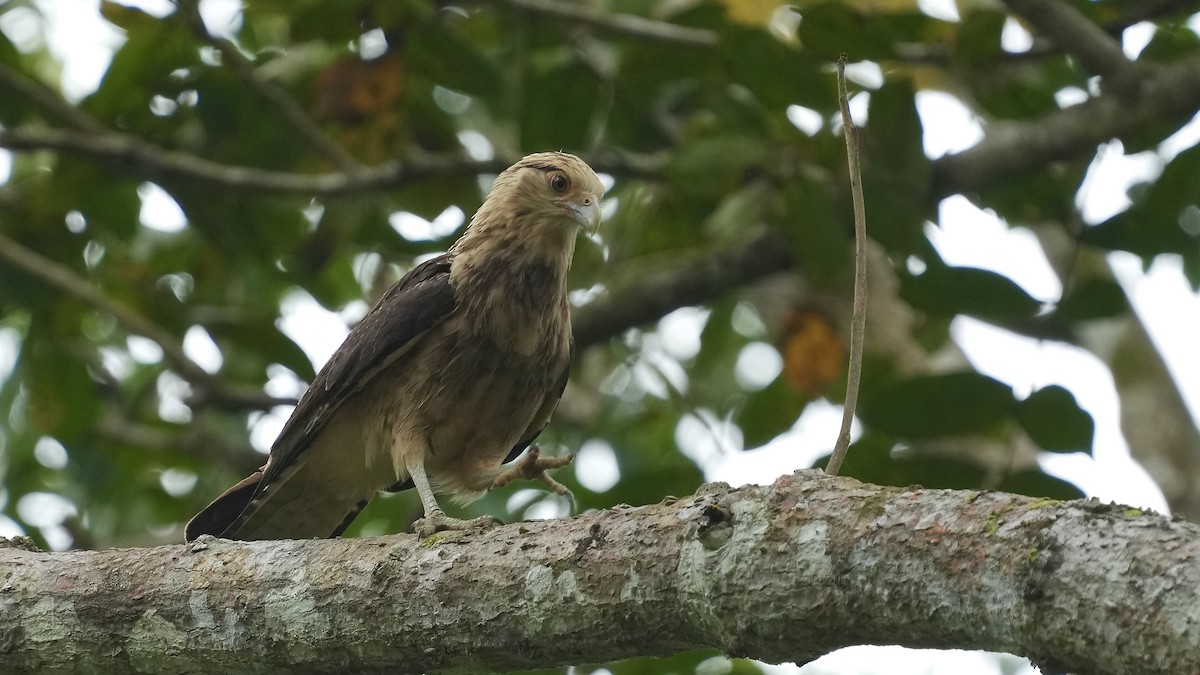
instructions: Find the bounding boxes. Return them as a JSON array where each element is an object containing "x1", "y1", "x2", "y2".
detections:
[
  {"x1": 572, "y1": 228, "x2": 793, "y2": 349},
  {"x1": 1, "y1": 471, "x2": 1196, "y2": 674},
  {"x1": 0, "y1": 127, "x2": 503, "y2": 195},
  {"x1": 1000, "y1": 0, "x2": 1135, "y2": 81},
  {"x1": 933, "y1": 54, "x2": 1200, "y2": 197}
]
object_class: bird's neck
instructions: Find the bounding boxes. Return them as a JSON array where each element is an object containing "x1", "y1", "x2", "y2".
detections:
[{"x1": 447, "y1": 229, "x2": 575, "y2": 355}]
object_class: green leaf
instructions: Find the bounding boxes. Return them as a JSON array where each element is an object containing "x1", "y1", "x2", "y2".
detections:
[
  {"x1": 724, "y1": 26, "x2": 832, "y2": 112},
  {"x1": 901, "y1": 264, "x2": 1044, "y2": 320},
  {"x1": 954, "y1": 10, "x2": 1005, "y2": 66},
  {"x1": 518, "y1": 59, "x2": 601, "y2": 152},
  {"x1": 998, "y1": 470, "x2": 1086, "y2": 500},
  {"x1": 862, "y1": 80, "x2": 932, "y2": 253},
  {"x1": 779, "y1": 175, "x2": 849, "y2": 284},
  {"x1": 818, "y1": 433, "x2": 988, "y2": 489},
  {"x1": 797, "y1": 3, "x2": 890, "y2": 61},
  {"x1": 860, "y1": 372, "x2": 1015, "y2": 439},
  {"x1": 736, "y1": 376, "x2": 809, "y2": 449},
  {"x1": 1056, "y1": 278, "x2": 1128, "y2": 322},
  {"x1": 1016, "y1": 385, "x2": 1094, "y2": 453},
  {"x1": 666, "y1": 134, "x2": 769, "y2": 198}
]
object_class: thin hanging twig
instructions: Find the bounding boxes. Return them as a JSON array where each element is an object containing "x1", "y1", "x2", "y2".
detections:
[{"x1": 825, "y1": 55, "x2": 869, "y2": 476}]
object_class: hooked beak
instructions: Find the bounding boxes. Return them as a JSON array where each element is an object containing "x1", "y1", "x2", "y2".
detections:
[{"x1": 564, "y1": 196, "x2": 602, "y2": 236}]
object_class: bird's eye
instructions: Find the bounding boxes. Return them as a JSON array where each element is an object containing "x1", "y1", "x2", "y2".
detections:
[{"x1": 550, "y1": 173, "x2": 570, "y2": 193}]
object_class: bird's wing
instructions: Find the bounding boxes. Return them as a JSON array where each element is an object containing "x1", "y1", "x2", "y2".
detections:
[
  {"x1": 259, "y1": 253, "x2": 456, "y2": 487},
  {"x1": 501, "y1": 339, "x2": 573, "y2": 465},
  {"x1": 185, "y1": 254, "x2": 456, "y2": 540}
]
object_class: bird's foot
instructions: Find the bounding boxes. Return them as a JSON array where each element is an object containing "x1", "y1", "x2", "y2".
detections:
[
  {"x1": 413, "y1": 510, "x2": 501, "y2": 539},
  {"x1": 492, "y1": 445, "x2": 574, "y2": 495}
]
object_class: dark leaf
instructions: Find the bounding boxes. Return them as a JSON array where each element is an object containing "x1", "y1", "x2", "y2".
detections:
[
  {"x1": 860, "y1": 372, "x2": 1015, "y2": 439},
  {"x1": 902, "y1": 264, "x2": 1044, "y2": 320},
  {"x1": 1016, "y1": 385, "x2": 1094, "y2": 453}
]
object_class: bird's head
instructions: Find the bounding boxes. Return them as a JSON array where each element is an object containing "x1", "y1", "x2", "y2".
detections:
[
  {"x1": 472, "y1": 151, "x2": 605, "y2": 238},
  {"x1": 510, "y1": 151, "x2": 605, "y2": 236}
]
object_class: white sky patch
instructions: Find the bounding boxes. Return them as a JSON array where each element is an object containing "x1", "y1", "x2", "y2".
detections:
[
  {"x1": 916, "y1": 91, "x2": 985, "y2": 158},
  {"x1": 1111, "y1": 253, "x2": 1200, "y2": 427},
  {"x1": 787, "y1": 105, "x2": 823, "y2": 136},
  {"x1": 159, "y1": 467, "x2": 198, "y2": 497},
  {"x1": 799, "y1": 646, "x2": 1036, "y2": 675},
  {"x1": 31, "y1": 0, "x2": 123, "y2": 100},
  {"x1": 657, "y1": 307, "x2": 708, "y2": 362},
  {"x1": 1122, "y1": 22, "x2": 1157, "y2": 60},
  {"x1": 457, "y1": 130, "x2": 494, "y2": 161},
  {"x1": 839, "y1": 91, "x2": 870, "y2": 130},
  {"x1": 843, "y1": 61, "x2": 883, "y2": 90},
  {"x1": 99, "y1": 346, "x2": 134, "y2": 380},
  {"x1": 1076, "y1": 141, "x2": 1163, "y2": 225},
  {"x1": 735, "y1": 342, "x2": 783, "y2": 391},
  {"x1": 182, "y1": 325, "x2": 223, "y2": 373},
  {"x1": 1159, "y1": 110, "x2": 1200, "y2": 161},
  {"x1": 953, "y1": 317, "x2": 1169, "y2": 513},
  {"x1": 127, "y1": 335, "x2": 164, "y2": 364},
  {"x1": 928, "y1": 196, "x2": 1062, "y2": 302},
  {"x1": 199, "y1": 0, "x2": 241, "y2": 38},
  {"x1": 138, "y1": 183, "x2": 188, "y2": 232},
  {"x1": 916, "y1": 0, "x2": 959, "y2": 22},
  {"x1": 249, "y1": 407, "x2": 289, "y2": 454},
  {"x1": 389, "y1": 206, "x2": 464, "y2": 241},
  {"x1": 34, "y1": 436, "x2": 68, "y2": 470},
  {"x1": 156, "y1": 371, "x2": 193, "y2": 423},
  {"x1": 575, "y1": 439, "x2": 620, "y2": 493},
  {"x1": 0, "y1": 151, "x2": 12, "y2": 185},
  {"x1": 357, "y1": 27, "x2": 387, "y2": 59},
  {"x1": 1054, "y1": 86, "x2": 1089, "y2": 108},
  {"x1": 706, "y1": 400, "x2": 851, "y2": 484},
  {"x1": 264, "y1": 363, "x2": 307, "y2": 400},
  {"x1": 277, "y1": 289, "x2": 350, "y2": 368},
  {"x1": 676, "y1": 410, "x2": 742, "y2": 466},
  {"x1": 1001, "y1": 17, "x2": 1033, "y2": 53},
  {"x1": 16, "y1": 491, "x2": 76, "y2": 528},
  {"x1": 0, "y1": 328, "x2": 21, "y2": 384}
]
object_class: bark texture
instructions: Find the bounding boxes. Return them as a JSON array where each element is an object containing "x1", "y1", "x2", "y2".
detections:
[{"x1": 1, "y1": 471, "x2": 1197, "y2": 674}]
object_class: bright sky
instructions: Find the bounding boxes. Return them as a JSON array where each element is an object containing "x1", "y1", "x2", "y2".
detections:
[{"x1": 3, "y1": 1, "x2": 1200, "y2": 674}]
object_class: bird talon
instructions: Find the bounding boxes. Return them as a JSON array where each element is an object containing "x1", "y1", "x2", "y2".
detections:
[
  {"x1": 492, "y1": 446, "x2": 574, "y2": 492},
  {"x1": 413, "y1": 511, "x2": 502, "y2": 539}
]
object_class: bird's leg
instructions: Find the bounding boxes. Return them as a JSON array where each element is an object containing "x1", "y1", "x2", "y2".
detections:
[
  {"x1": 491, "y1": 445, "x2": 574, "y2": 495},
  {"x1": 407, "y1": 461, "x2": 500, "y2": 539}
]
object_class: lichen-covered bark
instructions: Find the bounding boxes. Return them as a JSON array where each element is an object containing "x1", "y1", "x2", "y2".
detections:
[{"x1": 1, "y1": 471, "x2": 1197, "y2": 674}]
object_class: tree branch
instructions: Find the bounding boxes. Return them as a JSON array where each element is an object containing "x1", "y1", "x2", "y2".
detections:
[
  {"x1": 932, "y1": 54, "x2": 1200, "y2": 197},
  {"x1": 572, "y1": 228, "x2": 793, "y2": 349},
  {"x1": 172, "y1": 0, "x2": 362, "y2": 171},
  {"x1": 0, "y1": 126, "x2": 664, "y2": 196},
  {"x1": 1000, "y1": 0, "x2": 1136, "y2": 81},
  {"x1": 490, "y1": 0, "x2": 718, "y2": 48},
  {"x1": 1, "y1": 472, "x2": 1195, "y2": 674},
  {"x1": 0, "y1": 232, "x2": 287, "y2": 411},
  {"x1": 0, "y1": 63, "x2": 105, "y2": 132}
]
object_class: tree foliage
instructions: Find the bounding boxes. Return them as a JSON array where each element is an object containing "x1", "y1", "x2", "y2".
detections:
[{"x1": 1, "y1": 0, "x2": 1200, "y2": 671}]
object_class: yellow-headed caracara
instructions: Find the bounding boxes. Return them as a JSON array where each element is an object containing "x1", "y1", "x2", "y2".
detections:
[{"x1": 186, "y1": 152, "x2": 604, "y2": 540}]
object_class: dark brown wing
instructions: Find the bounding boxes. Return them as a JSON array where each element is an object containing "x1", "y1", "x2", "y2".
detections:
[
  {"x1": 185, "y1": 255, "x2": 456, "y2": 541},
  {"x1": 258, "y1": 254, "x2": 454, "y2": 487},
  {"x1": 502, "y1": 339, "x2": 573, "y2": 465}
]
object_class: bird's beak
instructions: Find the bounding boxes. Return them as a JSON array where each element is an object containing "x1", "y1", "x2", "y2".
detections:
[{"x1": 565, "y1": 196, "x2": 602, "y2": 236}]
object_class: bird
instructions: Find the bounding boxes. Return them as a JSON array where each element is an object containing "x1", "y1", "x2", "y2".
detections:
[{"x1": 185, "y1": 151, "x2": 604, "y2": 541}]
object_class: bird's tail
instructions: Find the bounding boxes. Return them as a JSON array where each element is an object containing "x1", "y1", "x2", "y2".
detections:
[
  {"x1": 185, "y1": 471, "x2": 262, "y2": 541},
  {"x1": 185, "y1": 466, "x2": 368, "y2": 541}
]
